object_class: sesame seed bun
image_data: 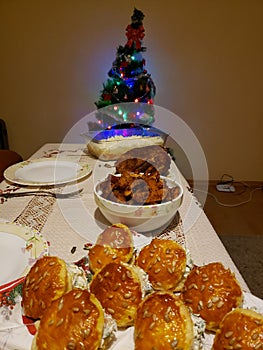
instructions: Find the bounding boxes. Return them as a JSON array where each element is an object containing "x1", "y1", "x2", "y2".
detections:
[
  {"x1": 88, "y1": 223, "x2": 134, "y2": 274},
  {"x1": 212, "y1": 308, "x2": 263, "y2": 350},
  {"x1": 134, "y1": 291, "x2": 194, "y2": 350},
  {"x1": 90, "y1": 261, "x2": 143, "y2": 328},
  {"x1": 31, "y1": 289, "x2": 104, "y2": 350},
  {"x1": 23, "y1": 256, "x2": 72, "y2": 319},
  {"x1": 136, "y1": 238, "x2": 187, "y2": 291},
  {"x1": 182, "y1": 262, "x2": 243, "y2": 331}
]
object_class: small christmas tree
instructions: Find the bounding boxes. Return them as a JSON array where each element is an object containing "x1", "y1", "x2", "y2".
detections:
[{"x1": 91, "y1": 8, "x2": 156, "y2": 131}]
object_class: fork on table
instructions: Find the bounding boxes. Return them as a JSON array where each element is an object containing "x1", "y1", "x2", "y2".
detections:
[{"x1": 0, "y1": 188, "x2": 83, "y2": 199}]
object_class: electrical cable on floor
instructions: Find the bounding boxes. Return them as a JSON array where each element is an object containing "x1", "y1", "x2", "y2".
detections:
[
  {"x1": 205, "y1": 186, "x2": 262, "y2": 207},
  {"x1": 194, "y1": 185, "x2": 262, "y2": 208}
]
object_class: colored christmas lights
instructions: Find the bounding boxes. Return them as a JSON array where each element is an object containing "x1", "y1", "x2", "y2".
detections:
[{"x1": 92, "y1": 8, "x2": 156, "y2": 131}]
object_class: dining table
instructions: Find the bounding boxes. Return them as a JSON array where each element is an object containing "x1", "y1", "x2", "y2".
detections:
[{"x1": 0, "y1": 142, "x2": 262, "y2": 350}]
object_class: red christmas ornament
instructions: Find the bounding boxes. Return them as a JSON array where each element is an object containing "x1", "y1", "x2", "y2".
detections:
[
  {"x1": 102, "y1": 93, "x2": 112, "y2": 101},
  {"x1": 120, "y1": 61, "x2": 129, "y2": 68},
  {"x1": 125, "y1": 24, "x2": 145, "y2": 50}
]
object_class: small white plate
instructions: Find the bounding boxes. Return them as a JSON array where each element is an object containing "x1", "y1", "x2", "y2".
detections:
[
  {"x1": 4, "y1": 158, "x2": 91, "y2": 186},
  {"x1": 0, "y1": 222, "x2": 49, "y2": 285}
]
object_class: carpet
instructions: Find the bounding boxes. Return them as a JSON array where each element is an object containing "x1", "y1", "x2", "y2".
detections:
[{"x1": 219, "y1": 235, "x2": 263, "y2": 299}]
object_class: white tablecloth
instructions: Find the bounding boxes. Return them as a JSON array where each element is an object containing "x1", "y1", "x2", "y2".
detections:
[
  {"x1": 0, "y1": 143, "x2": 250, "y2": 290},
  {"x1": 1, "y1": 143, "x2": 255, "y2": 350}
]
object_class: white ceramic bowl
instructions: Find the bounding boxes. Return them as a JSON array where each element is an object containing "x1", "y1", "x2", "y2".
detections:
[{"x1": 94, "y1": 176, "x2": 183, "y2": 233}]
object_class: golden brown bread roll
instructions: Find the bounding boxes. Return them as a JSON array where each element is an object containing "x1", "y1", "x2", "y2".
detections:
[
  {"x1": 88, "y1": 223, "x2": 134, "y2": 273},
  {"x1": 135, "y1": 238, "x2": 187, "y2": 291},
  {"x1": 212, "y1": 308, "x2": 263, "y2": 350},
  {"x1": 134, "y1": 291, "x2": 194, "y2": 350},
  {"x1": 114, "y1": 145, "x2": 171, "y2": 176},
  {"x1": 90, "y1": 261, "x2": 143, "y2": 328},
  {"x1": 182, "y1": 262, "x2": 243, "y2": 331},
  {"x1": 31, "y1": 289, "x2": 105, "y2": 350},
  {"x1": 23, "y1": 256, "x2": 72, "y2": 319}
]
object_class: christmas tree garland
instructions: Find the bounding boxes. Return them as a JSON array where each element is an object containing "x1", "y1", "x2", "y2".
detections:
[{"x1": 92, "y1": 8, "x2": 156, "y2": 131}]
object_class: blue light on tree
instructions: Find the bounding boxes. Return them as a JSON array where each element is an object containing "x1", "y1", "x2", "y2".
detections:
[{"x1": 92, "y1": 8, "x2": 156, "y2": 131}]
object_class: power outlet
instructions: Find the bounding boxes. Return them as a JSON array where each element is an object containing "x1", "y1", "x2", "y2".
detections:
[{"x1": 216, "y1": 184, "x2": 235, "y2": 192}]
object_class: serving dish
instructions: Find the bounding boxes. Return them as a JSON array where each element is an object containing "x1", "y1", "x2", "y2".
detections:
[
  {"x1": 94, "y1": 176, "x2": 183, "y2": 233},
  {"x1": 84, "y1": 123, "x2": 167, "y2": 160},
  {"x1": 0, "y1": 222, "x2": 49, "y2": 285},
  {"x1": 4, "y1": 158, "x2": 91, "y2": 186}
]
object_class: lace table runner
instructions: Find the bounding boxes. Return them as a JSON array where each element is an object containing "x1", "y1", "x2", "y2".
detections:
[
  {"x1": 14, "y1": 195, "x2": 56, "y2": 232},
  {"x1": 11, "y1": 147, "x2": 91, "y2": 234}
]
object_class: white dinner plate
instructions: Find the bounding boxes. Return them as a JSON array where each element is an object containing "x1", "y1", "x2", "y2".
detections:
[
  {"x1": 4, "y1": 158, "x2": 91, "y2": 186},
  {"x1": 0, "y1": 222, "x2": 49, "y2": 286}
]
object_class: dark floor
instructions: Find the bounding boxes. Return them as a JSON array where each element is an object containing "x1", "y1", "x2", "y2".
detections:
[
  {"x1": 195, "y1": 181, "x2": 263, "y2": 299},
  {"x1": 219, "y1": 235, "x2": 263, "y2": 299}
]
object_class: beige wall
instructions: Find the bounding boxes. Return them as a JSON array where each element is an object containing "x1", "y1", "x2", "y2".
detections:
[{"x1": 0, "y1": 0, "x2": 262, "y2": 181}]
